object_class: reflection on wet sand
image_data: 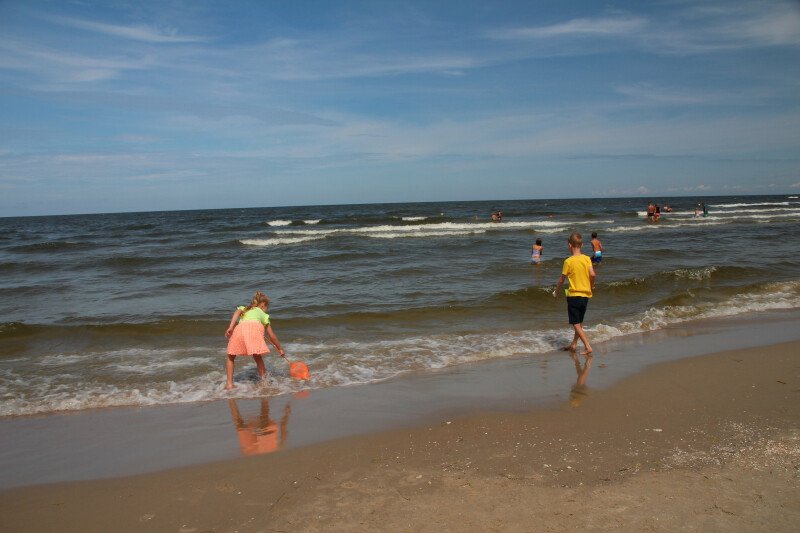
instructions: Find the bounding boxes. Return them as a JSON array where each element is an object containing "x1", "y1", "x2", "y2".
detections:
[
  {"x1": 569, "y1": 353, "x2": 592, "y2": 408},
  {"x1": 228, "y1": 398, "x2": 290, "y2": 456}
]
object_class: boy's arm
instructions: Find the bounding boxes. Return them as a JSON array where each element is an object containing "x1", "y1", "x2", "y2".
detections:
[
  {"x1": 589, "y1": 265, "x2": 596, "y2": 290},
  {"x1": 553, "y1": 274, "x2": 567, "y2": 298}
]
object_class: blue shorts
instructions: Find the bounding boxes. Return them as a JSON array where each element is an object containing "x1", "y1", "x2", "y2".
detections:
[
  {"x1": 567, "y1": 297, "x2": 589, "y2": 325},
  {"x1": 591, "y1": 254, "x2": 602, "y2": 264}
]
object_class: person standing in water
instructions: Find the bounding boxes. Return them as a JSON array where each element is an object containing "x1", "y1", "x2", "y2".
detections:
[
  {"x1": 531, "y1": 238, "x2": 544, "y2": 264},
  {"x1": 646, "y1": 202, "x2": 655, "y2": 222},
  {"x1": 553, "y1": 233, "x2": 596, "y2": 355},
  {"x1": 224, "y1": 291, "x2": 285, "y2": 389},
  {"x1": 590, "y1": 232, "x2": 603, "y2": 264}
]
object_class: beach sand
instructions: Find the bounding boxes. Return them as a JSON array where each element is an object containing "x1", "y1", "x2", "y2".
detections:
[{"x1": 2, "y1": 339, "x2": 798, "y2": 532}]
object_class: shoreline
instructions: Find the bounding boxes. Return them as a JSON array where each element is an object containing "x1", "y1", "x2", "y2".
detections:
[
  {"x1": 1, "y1": 308, "x2": 799, "y2": 491},
  {"x1": 2, "y1": 317, "x2": 799, "y2": 530},
  {"x1": 2, "y1": 343, "x2": 798, "y2": 531}
]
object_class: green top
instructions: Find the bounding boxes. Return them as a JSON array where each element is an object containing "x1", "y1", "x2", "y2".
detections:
[{"x1": 237, "y1": 306, "x2": 271, "y2": 325}]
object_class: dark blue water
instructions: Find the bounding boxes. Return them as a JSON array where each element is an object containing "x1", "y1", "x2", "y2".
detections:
[{"x1": 1, "y1": 195, "x2": 799, "y2": 416}]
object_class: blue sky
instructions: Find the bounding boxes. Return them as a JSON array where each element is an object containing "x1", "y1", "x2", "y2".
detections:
[{"x1": 1, "y1": 0, "x2": 799, "y2": 216}]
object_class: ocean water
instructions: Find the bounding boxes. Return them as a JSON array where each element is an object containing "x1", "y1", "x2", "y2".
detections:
[{"x1": 1, "y1": 195, "x2": 799, "y2": 417}]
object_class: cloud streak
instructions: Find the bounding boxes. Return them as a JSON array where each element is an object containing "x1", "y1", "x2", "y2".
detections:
[
  {"x1": 489, "y1": 16, "x2": 647, "y2": 40},
  {"x1": 44, "y1": 15, "x2": 206, "y2": 43}
]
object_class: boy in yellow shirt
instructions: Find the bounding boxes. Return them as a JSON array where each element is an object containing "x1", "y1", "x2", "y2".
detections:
[{"x1": 553, "y1": 232, "x2": 596, "y2": 355}]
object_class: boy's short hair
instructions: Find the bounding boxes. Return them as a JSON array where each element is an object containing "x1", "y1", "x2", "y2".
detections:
[
  {"x1": 591, "y1": 232, "x2": 598, "y2": 238},
  {"x1": 535, "y1": 238, "x2": 542, "y2": 245},
  {"x1": 568, "y1": 232, "x2": 582, "y2": 247}
]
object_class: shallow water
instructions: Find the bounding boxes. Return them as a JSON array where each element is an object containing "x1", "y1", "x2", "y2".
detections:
[{"x1": 1, "y1": 195, "x2": 799, "y2": 416}]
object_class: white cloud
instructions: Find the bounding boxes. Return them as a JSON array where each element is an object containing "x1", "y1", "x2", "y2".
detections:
[
  {"x1": 45, "y1": 15, "x2": 206, "y2": 43},
  {"x1": 489, "y1": 16, "x2": 647, "y2": 40},
  {"x1": 638, "y1": 186, "x2": 649, "y2": 194},
  {"x1": 488, "y1": 1, "x2": 800, "y2": 56}
]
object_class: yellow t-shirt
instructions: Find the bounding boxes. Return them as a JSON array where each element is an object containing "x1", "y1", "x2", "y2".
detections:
[{"x1": 562, "y1": 254, "x2": 593, "y2": 298}]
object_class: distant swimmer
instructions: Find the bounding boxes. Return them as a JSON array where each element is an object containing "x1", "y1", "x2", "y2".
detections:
[
  {"x1": 531, "y1": 238, "x2": 543, "y2": 264},
  {"x1": 695, "y1": 203, "x2": 702, "y2": 217},
  {"x1": 663, "y1": 203, "x2": 673, "y2": 213},
  {"x1": 702, "y1": 202, "x2": 708, "y2": 217},
  {"x1": 646, "y1": 202, "x2": 655, "y2": 222},
  {"x1": 224, "y1": 290, "x2": 286, "y2": 389},
  {"x1": 491, "y1": 209, "x2": 503, "y2": 222},
  {"x1": 654, "y1": 203, "x2": 661, "y2": 222},
  {"x1": 590, "y1": 232, "x2": 603, "y2": 264}
]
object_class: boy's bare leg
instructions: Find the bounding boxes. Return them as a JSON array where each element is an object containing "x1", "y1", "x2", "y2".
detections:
[
  {"x1": 562, "y1": 330, "x2": 579, "y2": 351},
  {"x1": 226, "y1": 354, "x2": 236, "y2": 389},
  {"x1": 573, "y1": 323, "x2": 593, "y2": 355},
  {"x1": 254, "y1": 355, "x2": 267, "y2": 380}
]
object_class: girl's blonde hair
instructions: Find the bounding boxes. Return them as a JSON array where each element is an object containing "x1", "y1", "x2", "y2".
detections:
[{"x1": 243, "y1": 291, "x2": 270, "y2": 312}]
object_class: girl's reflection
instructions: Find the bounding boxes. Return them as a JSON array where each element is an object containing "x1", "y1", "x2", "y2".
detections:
[
  {"x1": 569, "y1": 353, "x2": 592, "y2": 408},
  {"x1": 228, "y1": 398, "x2": 290, "y2": 455}
]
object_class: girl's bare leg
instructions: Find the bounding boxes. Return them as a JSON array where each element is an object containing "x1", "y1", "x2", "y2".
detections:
[
  {"x1": 226, "y1": 354, "x2": 236, "y2": 389},
  {"x1": 254, "y1": 355, "x2": 267, "y2": 380}
]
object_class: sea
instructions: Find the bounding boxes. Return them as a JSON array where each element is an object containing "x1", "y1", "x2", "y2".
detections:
[{"x1": 1, "y1": 195, "x2": 799, "y2": 418}]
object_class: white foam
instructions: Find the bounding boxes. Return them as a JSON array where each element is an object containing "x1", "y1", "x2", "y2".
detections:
[
  {"x1": 303, "y1": 219, "x2": 321, "y2": 225},
  {"x1": 402, "y1": 216, "x2": 427, "y2": 221},
  {"x1": 273, "y1": 219, "x2": 615, "y2": 239},
  {"x1": 3, "y1": 282, "x2": 798, "y2": 417},
  {"x1": 266, "y1": 220, "x2": 292, "y2": 226},
  {"x1": 240, "y1": 235, "x2": 326, "y2": 246},
  {"x1": 368, "y1": 229, "x2": 486, "y2": 239},
  {"x1": 713, "y1": 202, "x2": 791, "y2": 208},
  {"x1": 667, "y1": 266, "x2": 718, "y2": 281}
]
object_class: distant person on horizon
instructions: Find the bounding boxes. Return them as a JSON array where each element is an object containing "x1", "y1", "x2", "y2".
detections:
[
  {"x1": 553, "y1": 233, "x2": 596, "y2": 355},
  {"x1": 531, "y1": 238, "x2": 543, "y2": 264},
  {"x1": 646, "y1": 202, "x2": 655, "y2": 222},
  {"x1": 224, "y1": 291, "x2": 286, "y2": 389},
  {"x1": 590, "y1": 232, "x2": 603, "y2": 264}
]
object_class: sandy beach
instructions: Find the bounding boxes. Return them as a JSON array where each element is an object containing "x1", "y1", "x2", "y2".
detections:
[{"x1": 2, "y1": 334, "x2": 799, "y2": 532}]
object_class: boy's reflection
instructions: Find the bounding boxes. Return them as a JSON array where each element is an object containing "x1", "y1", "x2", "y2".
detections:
[
  {"x1": 228, "y1": 398, "x2": 290, "y2": 455},
  {"x1": 569, "y1": 353, "x2": 592, "y2": 408}
]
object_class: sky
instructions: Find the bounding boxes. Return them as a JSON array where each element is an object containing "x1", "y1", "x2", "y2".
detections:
[{"x1": 1, "y1": 0, "x2": 799, "y2": 216}]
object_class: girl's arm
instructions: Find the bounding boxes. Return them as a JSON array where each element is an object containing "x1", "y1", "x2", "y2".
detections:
[
  {"x1": 265, "y1": 325, "x2": 285, "y2": 356},
  {"x1": 225, "y1": 309, "x2": 242, "y2": 337}
]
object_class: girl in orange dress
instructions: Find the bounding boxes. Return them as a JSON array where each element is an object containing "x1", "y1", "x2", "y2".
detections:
[{"x1": 224, "y1": 291, "x2": 285, "y2": 389}]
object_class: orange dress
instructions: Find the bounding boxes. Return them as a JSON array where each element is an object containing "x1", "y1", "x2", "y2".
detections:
[{"x1": 227, "y1": 307, "x2": 271, "y2": 356}]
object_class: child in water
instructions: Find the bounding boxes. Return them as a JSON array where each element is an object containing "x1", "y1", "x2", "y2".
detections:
[
  {"x1": 224, "y1": 291, "x2": 285, "y2": 389},
  {"x1": 590, "y1": 232, "x2": 603, "y2": 264},
  {"x1": 553, "y1": 233, "x2": 596, "y2": 355},
  {"x1": 531, "y1": 239, "x2": 543, "y2": 264}
]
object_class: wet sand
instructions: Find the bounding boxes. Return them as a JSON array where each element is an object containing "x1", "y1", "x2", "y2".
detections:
[
  {"x1": 2, "y1": 337, "x2": 799, "y2": 531},
  {"x1": 2, "y1": 309, "x2": 799, "y2": 491}
]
